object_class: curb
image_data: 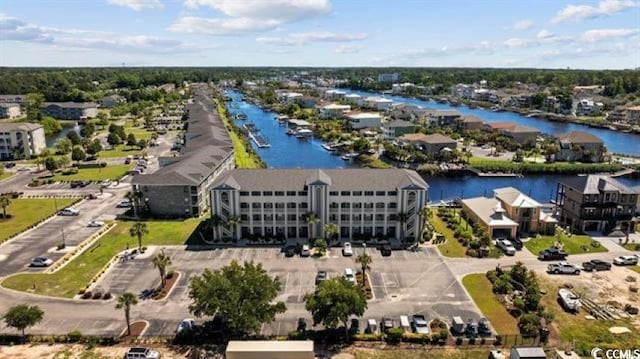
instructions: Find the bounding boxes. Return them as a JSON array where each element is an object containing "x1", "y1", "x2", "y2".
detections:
[{"x1": 45, "y1": 222, "x2": 117, "y2": 274}]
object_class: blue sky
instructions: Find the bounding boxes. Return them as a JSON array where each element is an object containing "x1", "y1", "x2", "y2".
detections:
[{"x1": 1, "y1": 0, "x2": 638, "y2": 68}]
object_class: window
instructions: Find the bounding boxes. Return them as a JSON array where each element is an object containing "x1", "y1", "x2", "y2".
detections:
[
  {"x1": 341, "y1": 214, "x2": 349, "y2": 221},
  {"x1": 288, "y1": 214, "x2": 297, "y2": 221},
  {"x1": 252, "y1": 214, "x2": 261, "y2": 221},
  {"x1": 240, "y1": 214, "x2": 249, "y2": 221},
  {"x1": 329, "y1": 202, "x2": 338, "y2": 209},
  {"x1": 275, "y1": 203, "x2": 284, "y2": 209},
  {"x1": 251, "y1": 191, "x2": 261, "y2": 196},
  {"x1": 286, "y1": 191, "x2": 297, "y2": 196},
  {"x1": 287, "y1": 202, "x2": 296, "y2": 209},
  {"x1": 300, "y1": 202, "x2": 308, "y2": 209},
  {"x1": 365, "y1": 191, "x2": 374, "y2": 196},
  {"x1": 264, "y1": 203, "x2": 273, "y2": 209},
  {"x1": 330, "y1": 214, "x2": 338, "y2": 221},
  {"x1": 263, "y1": 191, "x2": 273, "y2": 196},
  {"x1": 388, "y1": 191, "x2": 397, "y2": 196},
  {"x1": 353, "y1": 203, "x2": 362, "y2": 209},
  {"x1": 353, "y1": 191, "x2": 362, "y2": 196},
  {"x1": 364, "y1": 203, "x2": 373, "y2": 209},
  {"x1": 240, "y1": 202, "x2": 249, "y2": 209},
  {"x1": 353, "y1": 214, "x2": 362, "y2": 221},
  {"x1": 376, "y1": 202, "x2": 385, "y2": 209},
  {"x1": 264, "y1": 215, "x2": 273, "y2": 221},
  {"x1": 275, "y1": 191, "x2": 284, "y2": 196},
  {"x1": 329, "y1": 191, "x2": 338, "y2": 196},
  {"x1": 388, "y1": 203, "x2": 397, "y2": 209},
  {"x1": 375, "y1": 214, "x2": 384, "y2": 221},
  {"x1": 240, "y1": 191, "x2": 249, "y2": 196},
  {"x1": 252, "y1": 203, "x2": 261, "y2": 209},
  {"x1": 376, "y1": 191, "x2": 385, "y2": 196},
  {"x1": 341, "y1": 203, "x2": 350, "y2": 209},
  {"x1": 341, "y1": 191, "x2": 350, "y2": 196}
]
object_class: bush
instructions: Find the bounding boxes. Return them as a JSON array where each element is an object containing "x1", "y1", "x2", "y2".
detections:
[
  {"x1": 385, "y1": 328, "x2": 404, "y2": 344},
  {"x1": 102, "y1": 292, "x2": 112, "y2": 300},
  {"x1": 166, "y1": 271, "x2": 175, "y2": 279},
  {"x1": 494, "y1": 334, "x2": 503, "y2": 345},
  {"x1": 92, "y1": 291, "x2": 102, "y2": 300},
  {"x1": 82, "y1": 291, "x2": 92, "y2": 299},
  {"x1": 402, "y1": 332, "x2": 430, "y2": 344},
  {"x1": 466, "y1": 249, "x2": 477, "y2": 257},
  {"x1": 438, "y1": 330, "x2": 448, "y2": 341},
  {"x1": 288, "y1": 330, "x2": 305, "y2": 340},
  {"x1": 353, "y1": 333, "x2": 383, "y2": 342},
  {"x1": 66, "y1": 330, "x2": 83, "y2": 342}
]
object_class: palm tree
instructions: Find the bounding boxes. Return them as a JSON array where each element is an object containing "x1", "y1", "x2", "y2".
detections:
[
  {"x1": 303, "y1": 212, "x2": 320, "y2": 241},
  {"x1": 129, "y1": 222, "x2": 149, "y2": 251},
  {"x1": 397, "y1": 212, "x2": 408, "y2": 242},
  {"x1": 0, "y1": 195, "x2": 10, "y2": 219},
  {"x1": 211, "y1": 214, "x2": 225, "y2": 240},
  {"x1": 152, "y1": 249, "x2": 172, "y2": 288},
  {"x1": 225, "y1": 215, "x2": 240, "y2": 240},
  {"x1": 355, "y1": 251, "x2": 372, "y2": 288},
  {"x1": 125, "y1": 191, "x2": 137, "y2": 218},
  {"x1": 323, "y1": 223, "x2": 339, "y2": 244},
  {"x1": 116, "y1": 292, "x2": 138, "y2": 336}
]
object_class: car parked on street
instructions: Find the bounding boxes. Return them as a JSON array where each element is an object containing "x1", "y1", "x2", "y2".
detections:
[
  {"x1": 88, "y1": 220, "x2": 105, "y2": 227},
  {"x1": 176, "y1": 318, "x2": 195, "y2": 335},
  {"x1": 58, "y1": 208, "x2": 80, "y2": 216},
  {"x1": 538, "y1": 247, "x2": 568, "y2": 261},
  {"x1": 30, "y1": 257, "x2": 53, "y2": 267},
  {"x1": 613, "y1": 255, "x2": 639, "y2": 266},
  {"x1": 342, "y1": 242, "x2": 353, "y2": 256},
  {"x1": 547, "y1": 262, "x2": 581, "y2": 275},
  {"x1": 124, "y1": 347, "x2": 160, "y2": 359},
  {"x1": 411, "y1": 314, "x2": 429, "y2": 334},
  {"x1": 380, "y1": 244, "x2": 392, "y2": 256},
  {"x1": 582, "y1": 259, "x2": 612, "y2": 272},
  {"x1": 301, "y1": 244, "x2": 311, "y2": 257},
  {"x1": 116, "y1": 200, "x2": 133, "y2": 208},
  {"x1": 496, "y1": 239, "x2": 516, "y2": 256},
  {"x1": 100, "y1": 179, "x2": 112, "y2": 188}
]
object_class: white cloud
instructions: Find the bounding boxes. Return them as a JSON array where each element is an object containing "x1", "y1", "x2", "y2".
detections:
[
  {"x1": 173, "y1": 0, "x2": 331, "y2": 35},
  {"x1": 552, "y1": 0, "x2": 638, "y2": 23},
  {"x1": 169, "y1": 16, "x2": 280, "y2": 35},
  {"x1": 257, "y1": 31, "x2": 367, "y2": 46},
  {"x1": 403, "y1": 41, "x2": 495, "y2": 58},
  {"x1": 582, "y1": 28, "x2": 640, "y2": 42},
  {"x1": 504, "y1": 38, "x2": 532, "y2": 48},
  {"x1": 106, "y1": 0, "x2": 164, "y2": 10},
  {"x1": 335, "y1": 44, "x2": 361, "y2": 53},
  {"x1": 536, "y1": 29, "x2": 554, "y2": 39},
  {"x1": 513, "y1": 19, "x2": 534, "y2": 30}
]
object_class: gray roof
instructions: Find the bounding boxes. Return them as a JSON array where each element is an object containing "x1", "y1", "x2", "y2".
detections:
[
  {"x1": 42, "y1": 102, "x2": 97, "y2": 109},
  {"x1": 383, "y1": 120, "x2": 416, "y2": 128},
  {"x1": 559, "y1": 175, "x2": 636, "y2": 195},
  {"x1": 510, "y1": 347, "x2": 547, "y2": 358},
  {"x1": 133, "y1": 84, "x2": 233, "y2": 186},
  {"x1": 0, "y1": 122, "x2": 43, "y2": 132},
  {"x1": 213, "y1": 168, "x2": 428, "y2": 191},
  {"x1": 557, "y1": 131, "x2": 603, "y2": 144}
]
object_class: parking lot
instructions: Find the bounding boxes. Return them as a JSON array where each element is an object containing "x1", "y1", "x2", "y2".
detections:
[{"x1": 94, "y1": 246, "x2": 485, "y2": 336}]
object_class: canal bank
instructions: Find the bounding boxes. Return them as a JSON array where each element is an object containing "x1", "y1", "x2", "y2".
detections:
[{"x1": 224, "y1": 89, "x2": 640, "y2": 203}]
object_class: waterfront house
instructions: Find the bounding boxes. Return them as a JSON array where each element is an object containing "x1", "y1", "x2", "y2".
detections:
[
  {"x1": 132, "y1": 84, "x2": 234, "y2": 218},
  {"x1": 210, "y1": 168, "x2": 428, "y2": 242},
  {"x1": 388, "y1": 104, "x2": 429, "y2": 123},
  {"x1": 324, "y1": 89, "x2": 347, "y2": 101},
  {"x1": 555, "y1": 131, "x2": 605, "y2": 163},
  {"x1": 461, "y1": 197, "x2": 518, "y2": 239},
  {"x1": 278, "y1": 91, "x2": 303, "y2": 103},
  {"x1": 364, "y1": 97, "x2": 393, "y2": 111},
  {"x1": 382, "y1": 120, "x2": 419, "y2": 139},
  {"x1": 0, "y1": 94, "x2": 26, "y2": 105},
  {"x1": 456, "y1": 116, "x2": 484, "y2": 131},
  {"x1": 399, "y1": 133, "x2": 457, "y2": 155},
  {"x1": 424, "y1": 110, "x2": 462, "y2": 127},
  {"x1": 320, "y1": 103, "x2": 351, "y2": 119},
  {"x1": 494, "y1": 187, "x2": 557, "y2": 236},
  {"x1": 293, "y1": 96, "x2": 317, "y2": 109},
  {"x1": 626, "y1": 105, "x2": 640, "y2": 125},
  {"x1": 485, "y1": 122, "x2": 540, "y2": 146},
  {"x1": 0, "y1": 122, "x2": 46, "y2": 160},
  {"x1": 41, "y1": 102, "x2": 98, "y2": 121},
  {"x1": 0, "y1": 103, "x2": 22, "y2": 119},
  {"x1": 344, "y1": 93, "x2": 363, "y2": 106},
  {"x1": 392, "y1": 83, "x2": 415, "y2": 94},
  {"x1": 100, "y1": 95, "x2": 126, "y2": 108},
  {"x1": 575, "y1": 99, "x2": 603, "y2": 117},
  {"x1": 606, "y1": 106, "x2": 627, "y2": 122},
  {"x1": 555, "y1": 175, "x2": 637, "y2": 234},
  {"x1": 346, "y1": 112, "x2": 382, "y2": 129}
]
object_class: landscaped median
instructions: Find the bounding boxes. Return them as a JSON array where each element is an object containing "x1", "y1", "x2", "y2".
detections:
[
  {"x1": 0, "y1": 198, "x2": 79, "y2": 244},
  {"x1": 429, "y1": 213, "x2": 467, "y2": 257},
  {"x1": 523, "y1": 233, "x2": 607, "y2": 255},
  {"x1": 1, "y1": 219, "x2": 200, "y2": 298},
  {"x1": 49, "y1": 164, "x2": 132, "y2": 182}
]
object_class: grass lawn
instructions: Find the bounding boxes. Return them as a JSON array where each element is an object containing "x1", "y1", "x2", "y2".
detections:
[
  {"x1": 353, "y1": 349, "x2": 489, "y2": 359},
  {"x1": 622, "y1": 243, "x2": 640, "y2": 251},
  {"x1": 539, "y1": 279, "x2": 640, "y2": 356},
  {"x1": 98, "y1": 145, "x2": 141, "y2": 159},
  {"x1": 462, "y1": 273, "x2": 520, "y2": 335},
  {"x1": 630, "y1": 266, "x2": 640, "y2": 274},
  {"x1": 50, "y1": 164, "x2": 132, "y2": 182},
  {"x1": 0, "y1": 172, "x2": 14, "y2": 181},
  {"x1": 215, "y1": 100, "x2": 263, "y2": 169},
  {"x1": 124, "y1": 126, "x2": 153, "y2": 140},
  {"x1": 1, "y1": 219, "x2": 201, "y2": 298},
  {"x1": 429, "y1": 213, "x2": 468, "y2": 258},
  {"x1": 0, "y1": 198, "x2": 77, "y2": 243},
  {"x1": 524, "y1": 235, "x2": 607, "y2": 255}
]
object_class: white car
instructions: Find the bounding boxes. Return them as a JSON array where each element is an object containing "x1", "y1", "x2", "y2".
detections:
[
  {"x1": 88, "y1": 220, "x2": 105, "y2": 227},
  {"x1": 496, "y1": 239, "x2": 516, "y2": 256},
  {"x1": 301, "y1": 244, "x2": 311, "y2": 257},
  {"x1": 58, "y1": 208, "x2": 80, "y2": 216},
  {"x1": 31, "y1": 257, "x2": 53, "y2": 267},
  {"x1": 116, "y1": 200, "x2": 133, "y2": 208},
  {"x1": 344, "y1": 268, "x2": 356, "y2": 284},
  {"x1": 342, "y1": 242, "x2": 353, "y2": 256},
  {"x1": 176, "y1": 318, "x2": 195, "y2": 334},
  {"x1": 100, "y1": 180, "x2": 112, "y2": 188},
  {"x1": 124, "y1": 347, "x2": 160, "y2": 359},
  {"x1": 613, "y1": 255, "x2": 639, "y2": 266}
]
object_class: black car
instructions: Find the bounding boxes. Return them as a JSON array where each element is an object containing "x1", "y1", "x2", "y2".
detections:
[
  {"x1": 4, "y1": 162, "x2": 16, "y2": 169},
  {"x1": 511, "y1": 237, "x2": 523, "y2": 250},
  {"x1": 380, "y1": 245, "x2": 392, "y2": 257},
  {"x1": 296, "y1": 318, "x2": 307, "y2": 332},
  {"x1": 283, "y1": 245, "x2": 296, "y2": 257},
  {"x1": 538, "y1": 247, "x2": 568, "y2": 261},
  {"x1": 582, "y1": 259, "x2": 612, "y2": 272},
  {"x1": 315, "y1": 270, "x2": 327, "y2": 285}
]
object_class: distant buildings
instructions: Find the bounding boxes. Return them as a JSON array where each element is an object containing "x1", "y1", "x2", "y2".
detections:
[
  {"x1": 555, "y1": 175, "x2": 637, "y2": 234},
  {"x1": 0, "y1": 103, "x2": 21, "y2": 119},
  {"x1": 0, "y1": 94, "x2": 26, "y2": 106},
  {"x1": 100, "y1": 95, "x2": 126, "y2": 108},
  {"x1": 364, "y1": 97, "x2": 393, "y2": 111},
  {"x1": 346, "y1": 112, "x2": 382, "y2": 129},
  {"x1": 382, "y1": 120, "x2": 419, "y2": 139},
  {"x1": 41, "y1": 102, "x2": 98, "y2": 121},
  {"x1": 378, "y1": 73, "x2": 399, "y2": 83},
  {"x1": 324, "y1": 89, "x2": 347, "y2": 100},
  {"x1": 210, "y1": 168, "x2": 429, "y2": 241},
  {"x1": 555, "y1": 131, "x2": 605, "y2": 163},
  {"x1": 132, "y1": 84, "x2": 234, "y2": 218},
  {"x1": 0, "y1": 122, "x2": 46, "y2": 160},
  {"x1": 456, "y1": 116, "x2": 484, "y2": 131},
  {"x1": 424, "y1": 109, "x2": 462, "y2": 127}
]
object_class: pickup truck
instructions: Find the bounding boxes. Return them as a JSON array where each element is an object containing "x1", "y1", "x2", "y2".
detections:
[
  {"x1": 538, "y1": 247, "x2": 568, "y2": 261},
  {"x1": 582, "y1": 259, "x2": 612, "y2": 272},
  {"x1": 547, "y1": 262, "x2": 581, "y2": 275}
]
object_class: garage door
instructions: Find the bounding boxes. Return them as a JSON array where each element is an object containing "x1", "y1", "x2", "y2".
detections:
[{"x1": 491, "y1": 228, "x2": 512, "y2": 239}]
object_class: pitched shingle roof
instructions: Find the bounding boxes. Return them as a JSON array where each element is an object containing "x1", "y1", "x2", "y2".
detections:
[
  {"x1": 559, "y1": 175, "x2": 635, "y2": 195},
  {"x1": 557, "y1": 131, "x2": 603, "y2": 144}
]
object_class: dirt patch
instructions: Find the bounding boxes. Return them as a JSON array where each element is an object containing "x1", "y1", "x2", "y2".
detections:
[
  {"x1": 120, "y1": 320, "x2": 147, "y2": 341},
  {"x1": 356, "y1": 271, "x2": 373, "y2": 299},
  {"x1": 153, "y1": 271, "x2": 181, "y2": 300}
]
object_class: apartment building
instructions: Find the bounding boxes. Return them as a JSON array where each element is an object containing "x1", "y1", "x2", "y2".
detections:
[
  {"x1": 210, "y1": 169, "x2": 429, "y2": 242},
  {"x1": 382, "y1": 120, "x2": 418, "y2": 139},
  {"x1": 132, "y1": 85, "x2": 234, "y2": 218},
  {"x1": 555, "y1": 175, "x2": 638, "y2": 234},
  {"x1": 626, "y1": 105, "x2": 640, "y2": 125},
  {"x1": 0, "y1": 122, "x2": 46, "y2": 160},
  {"x1": 41, "y1": 102, "x2": 98, "y2": 120},
  {"x1": 0, "y1": 94, "x2": 26, "y2": 105},
  {"x1": 0, "y1": 104, "x2": 21, "y2": 119}
]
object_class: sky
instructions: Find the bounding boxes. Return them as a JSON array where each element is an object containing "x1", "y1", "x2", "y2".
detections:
[{"x1": 0, "y1": 0, "x2": 639, "y2": 69}]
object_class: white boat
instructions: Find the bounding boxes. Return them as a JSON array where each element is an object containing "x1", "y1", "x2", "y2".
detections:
[
  {"x1": 341, "y1": 152, "x2": 358, "y2": 160},
  {"x1": 321, "y1": 143, "x2": 336, "y2": 151},
  {"x1": 295, "y1": 128, "x2": 313, "y2": 138},
  {"x1": 286, "y1": 128, "x2": 296, "y2": 135}
]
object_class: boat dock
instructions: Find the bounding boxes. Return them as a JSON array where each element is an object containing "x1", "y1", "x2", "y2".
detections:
[{"x1": 243, "y1": 122, "x2": 271, "y2": 148}]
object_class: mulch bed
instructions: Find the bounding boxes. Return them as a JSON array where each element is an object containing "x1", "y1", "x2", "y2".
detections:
[
  {"x1": 356, "y1": 271, "x2": 374, "y2": 299},
  {"x1": 152, "y1": 271, "x2": 181, "y2": 300},
  {"x1": 120, "y1": 321, "x2": 147, "y2": 341}
]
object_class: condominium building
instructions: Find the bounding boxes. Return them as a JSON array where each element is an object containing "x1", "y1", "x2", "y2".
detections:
[
  {"x1": 210, "y1": 169, "x2": 429, "y2": 242},
  {"x1": 41, "y1": 102, "x2": 98, "y2": 120},
  {"x1": 0, "y1": 104, "x2": 21, "y2": 119},
  {"x1": 555, "y1": 175, "x2": 638, "y2": 234},
  {"x1": 0, "y1": 122, "x2": 46, "y2": 160},
  {"x1": 132, "y1": 85, "x2": 234, "y2": 218}
]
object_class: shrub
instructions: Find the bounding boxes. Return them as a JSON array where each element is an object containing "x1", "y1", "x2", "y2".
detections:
[
  {"x1": 92, "y1": 291, "x2": 102, "y2": 299},
  {"x1": 166, "y1": 271, "x2": 175, "y2": 279},
  {"x1": 67, "y1": 330, "x2": 83, "y2": 342},
  {"x1": 402, "y1": 332, "x2": 429, "y2": 344},
  {"x1": 438, "y1": 330, "x2": 448, "y2": 341},
  {"x1": 486, "y1": 270, "x2": 498, "y2": 283},
  {"x1": 102, "y1": 292, "x2": 112, "y2": 300},
  {"x1": 466, "y1": 249, "x2": 477, "y2": 258},
  {"x1": 385, "y1": 328, "x2": 404, "y2": 344},
  {"x1": 288, "y1": 330, "x2": 305, "y2": 340},
  {"x1": 353, "y1": 333, "x2": 383, "y2": 342},
  {"x1": 455, "y1": 337, "x2": 463, "y2": 345},
  {"x1": 494, "y1": 335, "x2": 503, "y2": 345},
  {"x1": 513, "y1": 297, "x2": 526, "y2": 312},
  {"x1": 82, "y1": 291, "x2": 92, "y2": 299}
]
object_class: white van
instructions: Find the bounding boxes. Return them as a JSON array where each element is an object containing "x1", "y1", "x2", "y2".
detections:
[
  {"x1": 344, "y1": 268, "x2": 356, "y2": 284},
  {"x1": 399, "y1": 315, "x2": 411, "y2": 332}
]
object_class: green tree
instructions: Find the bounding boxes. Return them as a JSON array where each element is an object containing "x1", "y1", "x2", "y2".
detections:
[
  {"x1": 25, "y1": 93, "x2": 44, "y2": 122},
  {"x1": 303, "y1": 212, "x2": 320, "y2": 241},
  {"x1": 355, "y1": 251, "x2": 372, "y2": 288},
  {"x1": 129, "y1": 222, "x2": 149, "y2": 251},
  {"x1": 116, "y1": 293, "x2": 138, "y2": 336},
  {"x1": 54, "y1": 137, "x2": 73, "y2": 154},
  {"x1": 152, "y1": 249, "x2": 172, "y2": 288},
  {"x1": 108, "y1": 124, "x2": 127, "y2": 139},
  {"x1": 71, "y1": 146, "x2": 86, "y2": 164},
  {"x1": 137, "y1": 139, "x2": 148, "y2": 149},
  {"x1": 66, "y1": 130, "x2": 81, "y2": 145},
  {"x1": 126, "y1": 133, "x2": 137, "y2": 147},
  {"x1": 0, "y1": 195, "x2": 10, "y2": 218},
  {"x1": 86, "y1": 139, "x2": 103, "y2": 157},
  {"x1": 80, "y1": 122, "x2": 95, "y2": 138},
  {"x1": 3, "y1": 304, "x2": 44, "y2": 341},
  {"x1": 107, "y1": 133, "x2": 122, "y2": 146},
  {"x1": 518, "y1": 313, "x2": 541, "y2": 336},
  {"x1": 44, "y1": 156, "x2": 59, "y2": 175},
  {"x1": 41, "y1": 116, "x2": 62, "y2": 136},
  {"x1": 304, "y1": 277, "x2": 367, "y2": 337},
  {"x1": 314, "y1": 238, "x2": 328, "y2": 256},
  {"x1": 211, "y1": 214, "x2": 225, "y2": 239},
  {"x1": 323, "y1": 223, "x2": 339, "y2": 243},
  {"x1": 188, "y1": 260, "x2": 286, "y2": 338}
]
